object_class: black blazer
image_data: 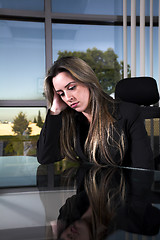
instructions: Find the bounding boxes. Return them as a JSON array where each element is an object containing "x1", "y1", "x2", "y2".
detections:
[{"x1": 37, "y1": 101, "x2": 154, "y2": 169}]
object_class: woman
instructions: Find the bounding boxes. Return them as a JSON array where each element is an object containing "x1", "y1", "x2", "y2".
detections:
[{"x1": 37, "y1": 56, "x2": 154, "y2": 169}]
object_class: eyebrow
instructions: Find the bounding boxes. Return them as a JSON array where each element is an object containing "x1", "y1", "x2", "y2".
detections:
[{"x1": 56, "y1": 81, "x2": 76, "y2": 92}]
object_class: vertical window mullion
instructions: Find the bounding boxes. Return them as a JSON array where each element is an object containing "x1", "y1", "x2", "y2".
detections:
[
  {"x1": 44, "y1": 0, "x2": 52, "y2": 73},
  {"x1": 123, "y1": 0, "x2": 128, "y2": 78},
  {"x1": 140, "y1": 0, "x2": 145, "y2": 76},
  {"x1": 150, "y1": 0, "x2": 153, "y2": 77},
  {"x1": 131, "y1": 0, "x2": 136, "y2": 77}
]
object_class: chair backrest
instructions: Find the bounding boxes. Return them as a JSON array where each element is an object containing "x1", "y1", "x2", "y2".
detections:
[
  {"x1": 115, "y1": 76, "x2": 159, "y2": 106},
  {"x1": 115, "y1": 77, "x2": 160, "y2": 169}
]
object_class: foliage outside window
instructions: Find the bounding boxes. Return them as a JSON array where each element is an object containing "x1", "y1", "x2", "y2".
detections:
[
  {"x1": 0, "y1": 110, "x2": 45, "y2": 157},
  {"x1": 57, "y1": 48, "x2": 131, "y2": 95}
]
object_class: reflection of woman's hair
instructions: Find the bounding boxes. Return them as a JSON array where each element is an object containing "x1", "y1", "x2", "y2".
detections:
[
  {"x1": 84, "y1": 166, "x2": 126, "y2": 239},
  {"x1": 44, "y1": 56, "x2": 125, "y2": 165},
  {"x1": 59, "y1": 163, "x2": 80, "y2": 189},
  {"x1": 52, "y1": 166, "x2": 126, "y2": 240}
]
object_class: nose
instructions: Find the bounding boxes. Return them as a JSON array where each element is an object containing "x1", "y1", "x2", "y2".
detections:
[
  {"x1": 65, "y1": 91, "x2": 73, "y2": 102},
  {"x1": 60, "y1": 225, "x2": 74, "y2": 239}
]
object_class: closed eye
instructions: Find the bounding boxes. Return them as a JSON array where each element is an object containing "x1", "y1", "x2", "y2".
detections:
[
  {"x1": 68, "y1": 85, "x2": 76, "y2": 90},
  {"x1": 57, "y1": 91, "x2": 65, "y2": 97},
  {"x1": 59, "y1": 92, "x2": 65, "y2": 97},
  {"x1": 56, "y1": 84, "x2": 76, "y2": 97}
]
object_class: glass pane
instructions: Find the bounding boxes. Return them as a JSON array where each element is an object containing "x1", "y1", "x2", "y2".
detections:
[
  {"x1": 0, "y1": 20, "x2": 45, "y2": 100},
  {"x1": 0, "y1": 156, "x2": 39, "y2": 187},
  {"x1": 52, "y1": 0, "x2": 123, "y2": 15},
  {"x1": 0, "y1": 107, "x2": 46, "y2": 157},
  {"x1": 52, "y1": 23, "x2": 123, "y2": 96},
  {"x1": 0, "y1": 0, "x2": 44, "y2": 11},
  {"x1": 52, "y1": 0, "x2": 159, "y2": 17}
]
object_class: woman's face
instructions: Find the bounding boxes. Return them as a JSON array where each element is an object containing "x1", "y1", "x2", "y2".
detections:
[{"x1": 52, "y1": 71, "x2": 90, "y2": 114}]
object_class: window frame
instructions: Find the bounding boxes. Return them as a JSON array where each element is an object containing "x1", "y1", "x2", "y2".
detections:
[{"x1": 0, "y1": 0, "x2": 159, "y2": 109}]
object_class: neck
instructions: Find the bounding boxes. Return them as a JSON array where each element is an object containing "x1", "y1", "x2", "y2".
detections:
[{"x1": 82, "y1": 112, "x2": 92, "y2": 123}]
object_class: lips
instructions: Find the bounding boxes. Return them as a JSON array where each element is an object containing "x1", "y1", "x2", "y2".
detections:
[
  {"x1": 71, "y1": 224, "x2": 79, "y2": 234},
  {"x1": 70, "y1": 102, "x2": 79, "y2": 108}
]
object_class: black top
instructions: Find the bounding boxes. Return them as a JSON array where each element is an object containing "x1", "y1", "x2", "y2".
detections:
[{"x1": 37, "y1": 101, "x2": 154, "y2": 169}]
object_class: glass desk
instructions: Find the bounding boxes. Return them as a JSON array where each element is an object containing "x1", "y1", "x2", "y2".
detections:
[{"x1": 0, "y1": 156, "x2": 160, "y2": 240}]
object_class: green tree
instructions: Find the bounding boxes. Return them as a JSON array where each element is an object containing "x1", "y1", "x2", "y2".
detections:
[
  {"x1": 4, "y1": 141, "x2": 15, "y2": 156},
  {"x1": 36, "y1": 110, "x2": 43, "y2": 128},
  {"x1": 120, "y1": 61, "x2": 131, "y2": 79},
  {"x1": 12, "y1": 112, "x2": 30, "y2": 136},
  {"x1": 5, "y1": 138, "x2": 24, "y2": 156},
  {"x1": 33, "y1": 117, "x2": 37, "y2": 123},
  {"x1": 58, "y1": 47, "x2": 122, "y2": 94}
]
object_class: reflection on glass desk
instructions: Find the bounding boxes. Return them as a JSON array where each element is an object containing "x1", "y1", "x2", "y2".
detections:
[
  {"x1": 0, "y1": 156, "x2": 160, "y2": 240},
  {"x1": 0, "y1": 156, "x2": 39, "y2": 187}
]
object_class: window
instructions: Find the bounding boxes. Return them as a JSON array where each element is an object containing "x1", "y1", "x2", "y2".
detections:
[
  {"x1": 52, "y1": 0, "x2": 123, "y2": 15},
  {"x1": 0, "y1": 0, "x2": 160, "y2": 167},
  {"x1": 0, "y1": 0, "x2": 44, "y2": 11},
  {"x1": 0, "y1": 20, "x2": 45, "y2": 100},
  {"x1": 0, "y1": 107, "x2": 46, "y2": 157},
  {"x1": 52, "y1": 23, "x2": 123, "y2": 95}
]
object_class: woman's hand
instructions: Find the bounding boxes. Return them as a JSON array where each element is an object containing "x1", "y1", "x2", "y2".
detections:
[
  {"x1": 50, "y1": 220, "x2": 58, "y2": 238},
  {"x1": 50, "y1": 89, "x2": 67, "y2": 115}
]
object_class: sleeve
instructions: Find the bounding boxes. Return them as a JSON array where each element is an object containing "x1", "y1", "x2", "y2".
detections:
[
  {"x1": 36, "y1": 110, "x2": 62, "y2": 164},
  {"x1": 121, "y1": 102, "x2": 154, "y2": 170}
]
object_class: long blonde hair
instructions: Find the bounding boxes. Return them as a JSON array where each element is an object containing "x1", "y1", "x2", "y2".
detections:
[
  {"x1": 44, "y1": 56, "x2": 125, "y2": 165},
  {"x1": 84, "y1": 166, "x2": 126, "y2": 239}
]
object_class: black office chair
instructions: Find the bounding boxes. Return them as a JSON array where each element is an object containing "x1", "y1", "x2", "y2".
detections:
[{"x1": 115, "y1": 76, "x2": 160, "y2": 170}]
